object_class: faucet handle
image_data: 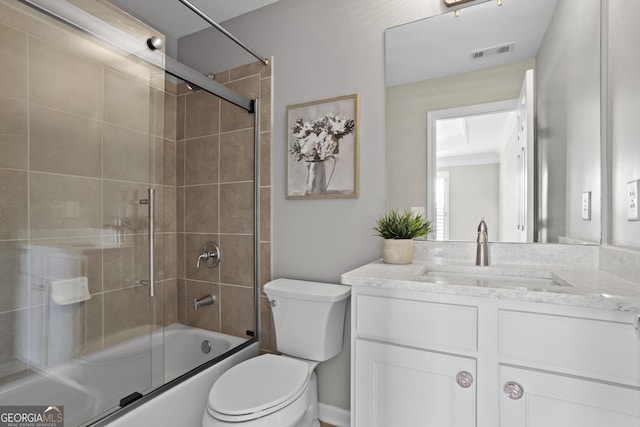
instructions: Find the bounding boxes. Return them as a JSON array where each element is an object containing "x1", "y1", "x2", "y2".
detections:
[
  {"x1": 477, "y1": 217, "x2": 488, "y2": 235},
  {"x1": 196, "y1": 242, "x2": 221, "y2": 268}
]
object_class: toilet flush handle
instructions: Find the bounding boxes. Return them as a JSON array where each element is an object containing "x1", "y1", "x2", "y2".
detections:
[{"x1": 270, "y1": 300, "x2": 278, "y2": 308}]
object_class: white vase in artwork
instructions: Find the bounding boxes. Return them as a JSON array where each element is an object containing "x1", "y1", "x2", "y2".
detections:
[{"x1": 305, "y1": 160, "x2": 327, "y2": 195}]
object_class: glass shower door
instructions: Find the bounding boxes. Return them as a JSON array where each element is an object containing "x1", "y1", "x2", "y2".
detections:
[{"x1": 0, "y1": 0, "x2": 164, "y2": 425}]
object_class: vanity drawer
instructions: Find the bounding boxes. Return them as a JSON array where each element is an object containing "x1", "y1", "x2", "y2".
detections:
[
  {"x1": 499, "y1": 310, "x2": 640, "y2": 386},
  {"x1": 356, "y1": 295, "x2": 478, "y2": 353}
]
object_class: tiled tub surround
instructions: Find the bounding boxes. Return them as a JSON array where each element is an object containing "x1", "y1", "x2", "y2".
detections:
[
  {"x1": 342, "y1": 240, "x2": 640, "y2": 312},
  {"x1": 0, "y1": 0, "x2": 168, "y2": 386},
  {"x1": 0, "y1": 0, "x2": 274, "y2": 399},
  {"x1": 163, "y1": 60, "x2": 274, "y2": 353}
]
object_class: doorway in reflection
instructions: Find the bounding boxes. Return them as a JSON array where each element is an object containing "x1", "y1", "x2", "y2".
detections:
[{"x1": 429, "y1": 70, "x2": 534, "y2": 242}]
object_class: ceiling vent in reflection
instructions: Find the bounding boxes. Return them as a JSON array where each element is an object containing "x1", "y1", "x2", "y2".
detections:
[{"x1": 470, "y1": 42, "x2": 515, "y2": 61}]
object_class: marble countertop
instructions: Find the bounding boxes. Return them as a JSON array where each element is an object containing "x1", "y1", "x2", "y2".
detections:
[{"x1": 341, "y1": 259, "x2": 640, "y2": 312}]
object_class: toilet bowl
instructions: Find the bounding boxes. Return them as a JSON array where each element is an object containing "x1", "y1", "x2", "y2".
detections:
[
  {"x1": 202, "y1": 279, "x2": 350, "y2": 427},
  {"x1": 203, "y1": 355, "x2": 319, "y2": 427}
]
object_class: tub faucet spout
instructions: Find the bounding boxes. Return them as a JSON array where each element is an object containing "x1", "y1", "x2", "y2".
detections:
[
  {"x1": 194, "y1": 294, "x2": 216, "y2": 310},
  {"x1": 476, "y1": 217, "x2": 489, "y2": 266}
]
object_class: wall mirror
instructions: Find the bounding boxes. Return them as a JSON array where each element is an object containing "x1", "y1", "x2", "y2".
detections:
[{"x1": 385, "y1": 0, "x2": 602, "y2": 244}]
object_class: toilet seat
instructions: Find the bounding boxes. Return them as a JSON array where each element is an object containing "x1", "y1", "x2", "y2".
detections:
[{"x1": 207, "y1": 354, "x2": 311, "y2": 422}]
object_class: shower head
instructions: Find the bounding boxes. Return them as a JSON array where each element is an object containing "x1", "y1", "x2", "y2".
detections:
[{"x1": 186, "y1": 72, "x2": 215, "y2": 91}]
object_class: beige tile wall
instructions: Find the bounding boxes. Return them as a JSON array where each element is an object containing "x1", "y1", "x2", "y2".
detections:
[
  {"x1": 167, "y1": 60, "x2": 274, "y2": 353},
  {"x1": 0, "y1": 0, "x2": 166, "y2": 385}
]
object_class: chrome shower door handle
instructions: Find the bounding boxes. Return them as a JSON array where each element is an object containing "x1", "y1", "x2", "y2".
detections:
[{"x1": 139, "y1": 188, "x2": 155, "y2": 297}]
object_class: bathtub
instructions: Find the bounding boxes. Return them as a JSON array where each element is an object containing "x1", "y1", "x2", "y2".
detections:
[
  {"x1": 161, "y1": 323, "x2": 247, "y2": 383},
  {"x1": 0, "y1": 323, "x2": 256, "y2": 427}
]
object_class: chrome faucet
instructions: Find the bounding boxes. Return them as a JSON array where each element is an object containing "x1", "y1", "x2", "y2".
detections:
[
  {"x1": 476, "y1": 217, "x2": 489, "y2": 266},
  {"x1": 194, "y1": 294, "x2": 216, "y2": 310},
  {"x1": 196, "y1": 242, "x2": 221, "y2": 268}
]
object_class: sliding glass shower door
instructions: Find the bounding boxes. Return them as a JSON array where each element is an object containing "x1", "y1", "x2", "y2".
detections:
[{"x1": 0, "y1": 0, "x2": 164, "y2": 424}]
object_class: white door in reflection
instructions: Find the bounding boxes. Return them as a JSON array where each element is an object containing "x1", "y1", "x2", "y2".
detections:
[{"x1": 435, "y1": 171, "x2": 450, "y2": 240}]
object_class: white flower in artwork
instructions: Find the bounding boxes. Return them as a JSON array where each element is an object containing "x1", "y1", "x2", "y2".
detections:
[{"x1": 290, "y1": 113, "x2": 355, "y2": 162}]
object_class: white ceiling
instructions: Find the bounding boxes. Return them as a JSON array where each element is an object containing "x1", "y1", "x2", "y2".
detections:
[
  {"x1": 385, "y1": 0, "x2": 558, "y2": 87},
  {"x1": 436, "y1": 111, "x2": 517, "y2": 167},
  {"x1": 108, "y1": 0, "x2": 279, "y2": 39}
]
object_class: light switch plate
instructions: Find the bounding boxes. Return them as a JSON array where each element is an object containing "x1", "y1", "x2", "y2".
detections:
[
  {"x1": 582, "y1": 191, "x2": 591, "y2": 221},
  {"x1": 628, "y1": 180, "x2": 640, "y2": 221}
]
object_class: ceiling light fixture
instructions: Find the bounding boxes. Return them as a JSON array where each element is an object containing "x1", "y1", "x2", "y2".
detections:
[
  {"x1": 442, "y1": 0, "x2": 478, "y2": 6},
  {"x1": 443, "y1": 0, "x2": 497, "y2": 17}
]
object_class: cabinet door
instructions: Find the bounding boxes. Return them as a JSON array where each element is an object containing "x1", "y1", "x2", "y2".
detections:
[
  {"x1": 500, "y1": 366, "x2": 640, "y2": 427},
  {"x1": 355, "y1": 340, "x2": 476, "y2": 427}
]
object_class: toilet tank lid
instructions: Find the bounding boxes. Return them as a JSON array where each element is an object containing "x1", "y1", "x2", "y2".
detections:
[{"x1": 264, "y1": 279, "x2": 350, "y2": 302}]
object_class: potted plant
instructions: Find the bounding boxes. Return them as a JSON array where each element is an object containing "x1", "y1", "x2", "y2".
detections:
[{"x1": 373, "y1": 209, "x2": 432, "y2": 264}]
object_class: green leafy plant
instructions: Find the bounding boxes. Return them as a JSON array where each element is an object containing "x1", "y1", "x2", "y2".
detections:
[{"x1": 373, "y1": 209, "x2": 432, "y2": 239}]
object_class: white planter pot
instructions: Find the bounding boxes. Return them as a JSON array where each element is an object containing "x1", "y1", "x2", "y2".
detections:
[{"x1": 382, "y1": 239, "x2": 413, "y2": 264}]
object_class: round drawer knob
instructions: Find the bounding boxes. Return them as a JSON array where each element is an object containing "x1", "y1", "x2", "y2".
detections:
[
  {"x1": 456, "y1": 371, "x2": 474, "y2": 388},
  {"x1": 503, "y1": 382, "x2": 524, "y2": 400}
]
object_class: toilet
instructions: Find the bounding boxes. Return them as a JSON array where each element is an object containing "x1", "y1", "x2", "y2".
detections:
[{"x1": 202, "y1": 279, "x2": 350, "y2": 427}]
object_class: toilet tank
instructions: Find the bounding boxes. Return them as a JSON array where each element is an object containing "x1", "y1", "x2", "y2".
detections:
[{"x1": 264, "y1": 279, "x2": 350, "y2": 362}]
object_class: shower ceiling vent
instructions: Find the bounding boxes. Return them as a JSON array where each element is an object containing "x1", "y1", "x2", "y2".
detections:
[{"x1": 470, "y1": 42, "x2": 515, "y2": 61}]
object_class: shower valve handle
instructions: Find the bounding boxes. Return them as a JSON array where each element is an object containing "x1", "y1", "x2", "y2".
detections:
[{"x1": 196, "y1": 242, "x2": 221, "y2": 268}]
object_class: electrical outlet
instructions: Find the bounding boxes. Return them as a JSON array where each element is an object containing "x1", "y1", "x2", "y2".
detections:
[
  {"x1": 628, "y1": 180, "x2": 640, "y2": 221},
  {"x1": 582, "y1": 191, "x2": 591, "y2": 221}
]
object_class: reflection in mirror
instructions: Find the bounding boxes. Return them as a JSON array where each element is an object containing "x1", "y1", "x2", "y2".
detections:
[
  {"x1": 386, "y1": 0, "x2": 601, "y2": 244},
  {"x1": 432, "y1": 101, "x2": 524, "y2": 242}
]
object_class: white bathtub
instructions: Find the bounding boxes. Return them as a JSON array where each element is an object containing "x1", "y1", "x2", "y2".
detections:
[
  {"x1": 104, "y1": 341, "x2": 258, "y2": 427},
  {"x1": 161, "y1": 323, "x2": 247, "y2": 383},
  {"x1": 0, "y1": 323, "x2": 254, "y2": 427}
]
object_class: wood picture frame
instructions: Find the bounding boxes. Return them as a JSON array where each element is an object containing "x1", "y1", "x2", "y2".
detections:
[{"x1": 286, "y1": 94, "x2": 360, "y2": 199}]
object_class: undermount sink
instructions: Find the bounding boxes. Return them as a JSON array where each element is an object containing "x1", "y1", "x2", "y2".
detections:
[{"x1": 419, "y1": 264, "x2": 574, "y2": 292}]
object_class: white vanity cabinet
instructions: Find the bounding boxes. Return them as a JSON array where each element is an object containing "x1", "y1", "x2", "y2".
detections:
[
  {"x1": 355, "y1": 340, "x2": 476, "y2": 426},
  {"x1": 498, "y1": 309, "x2": 640, "y2": 427},
  {"x1": 499, "y1": 366, "x2": 640, "y2": 426},
  {"x1": 352, "y1": 289, "x2": 479, "y2": 427},
  {"x1": 350, "y1": 285, "x2": 640, "y2": 427}
]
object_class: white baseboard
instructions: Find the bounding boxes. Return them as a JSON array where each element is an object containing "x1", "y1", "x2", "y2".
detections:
[{"x1": 319, "y1": 403, "x2": 350, "y2": 427}]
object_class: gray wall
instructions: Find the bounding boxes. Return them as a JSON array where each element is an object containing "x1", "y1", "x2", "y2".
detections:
[
  {"x1": 440, "y1": 163, "x2": 500, "y2": 241},
  {"x1": 536, "y1": 0, "x2": 601, "y2": 243},
  {"x1": 609, "y1": 0, "x2": 640, "y2": 249},
  {"x1": 177, "y1": 0, "x2": 453, "y2": 412}
]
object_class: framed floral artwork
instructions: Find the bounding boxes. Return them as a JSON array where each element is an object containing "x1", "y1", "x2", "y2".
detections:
[{"x1": 286, "y1": 94, "x2": 360, "y2": 199}]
